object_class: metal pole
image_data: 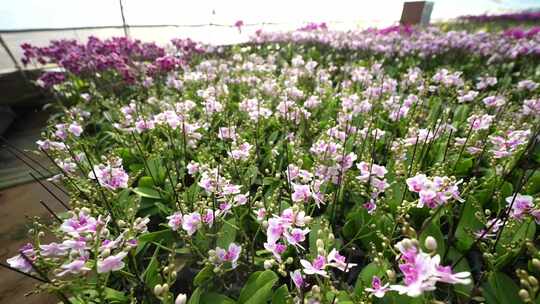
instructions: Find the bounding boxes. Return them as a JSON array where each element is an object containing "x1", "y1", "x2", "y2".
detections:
[
  {"x1": 0, "y1": 35, "x2": 29, "y2": 82},
  {"x1": 118, "y1": 0, "x2": 129, "y2": 37}
]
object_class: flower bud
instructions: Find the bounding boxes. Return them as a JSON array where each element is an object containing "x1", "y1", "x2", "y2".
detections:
[
  {"x1": 162, "y1": 283, "x2": 169, "y2": 293},
  {"x1": 264, "y1": 260, "x2": 273, "y2": 269},
  {"x1": 424, "y1": 236, "x2": 438, "y2": 252},
  {"x1": 532, "y1": 258, "x2": 540, "y2": 270},
  {"x1": 316, "y1": 239, "x2": 324, "y2": 249},
  {"x1": 101, "y1": 249, "x2": 111, "y2": 258},
  {"x1": 175, "y1": 293, "x2": 187, "y2": 304},
  {"x1": 518, "y1": 289, "x2": 530, "y2": 301},
  {"x1": 386, "y1": 269, "x2": 396, "y2": 282},
  {"x1": 528, "y1": 276, "x2": 538, "y2": 287},
  {"x1": 153, "y1": 284, "x2": 163, "y2": 296}
]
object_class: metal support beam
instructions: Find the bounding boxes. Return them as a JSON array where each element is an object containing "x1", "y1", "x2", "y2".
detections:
[{"x1": 118, "y1": 0, "x2": 129, "y2": 37}]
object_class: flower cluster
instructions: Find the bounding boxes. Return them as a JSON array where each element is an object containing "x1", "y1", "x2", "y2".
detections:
[
  {"x1": 406, "y1": 175, "x2": 463, "y2": 208},
  {"x1": 367, "y1": 238, "x2": 471, "y2": 298},
  {"x1": 7, "y1": 21, "x2": 540, "y2": 304},
  {"x1": 8, "y1": 210, "x2": 147, "y2": 277}
]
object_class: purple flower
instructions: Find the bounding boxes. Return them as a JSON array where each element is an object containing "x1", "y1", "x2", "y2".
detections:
[
  {"x1": 68, "y1": 122, "x2": 84, "y2": 137},
  {"x1": 88, "y1": 160, "x2": 129, "y2": 190},
  {"x1": 60, "y1": 211, "x2": 97, "y2": 237},
  {"x1": 406, "y1": 175, "x2": 463, "y2": 208},
  {"x1": 435, "y1": 265, "x2": 472, "y2": 285},
  {"x1": 468, "y1": 114, "x2": 494, "y2": 131},
  {"x1": 97, "y1": 251, "x2": 128, "y2": 273},
  {"x1": 263, "y1": 242, "x2": 287, "y2": 261},
  {"x1": 474, "y1": 218, "x2": 503, "y2": 239},
  {"x1": 57, "y1": 258, "x2": 91, "y2": 277},
  {"x1": 290, "y1": 269, "x2": 305, "y2": 289},
  {"x1": 167, "y1": 212, "x2": 183, "y2": 231},
  {"x1": 215, "y1": 243, "x2": 242, "y2": 269},
  {"x1": 328, "y1": 249, "x2": 356, "y2": 272},
  {"x1": 135, "y1": 119, "x2": 155, "y2": 133},
  {"x1": 234, "y1": 20, "x2": 244, "y2": 33},
  {"x1": 390, "y1": 239, "x2": 470, "y2": 297},
  {"x1": 284, "y1": 228, "x2": 310, "y2": 248},
  {"x1": 202, "y1": 209, "x2": 215, "y2": 227},
  {"x1": 365, "y1": 276, "x2": 390, "y2": 298},
  {"x1": 300, "y1": 255, "x2": 328, "y2": 277},
  {"x1": 6, "y1": 243, "x2": 35, "y2": 273},
  {"x1": 182, "y1": 212, "x2": 201, "y2": 236},
  {"x1": 292, "y1": 184, "x2": 312, "y2": 203},
  {"x1": 40, "y1": 242, "x2": 67, "y2": 257},
  {"x1": 506, "y1": 194, "x2": 534, "y2": 220},
  {"x1": 266, "y1": 218, "x2": 285, "y2": 244}
]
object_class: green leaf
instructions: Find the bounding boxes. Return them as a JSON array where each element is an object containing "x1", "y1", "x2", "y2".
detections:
[
  {"x1": 200, "y1": 293, "x2": 235, "y2": 304},
  {"x1": 132, "y1": 187, "x2": 161, "y2": 199},
  {"x1": 147, "y1": 158, "x2": 166, "y2": 185},
  {"x1": 446, "y1": 247, "x2": 473, "y2": 298},
  {"x1": 137, "y1": 230, "x2": 175, "y2": 254},
  {"x1": 238, "y1": 270, "x2": 279, "y2": 304},
  {"x1": 188, "y1": 288, "x2": 203, "y2": 304},
  {"x1": 481, "y1": 280, "x2": 499, "y2": 304},
  {"x1": 381, "y1": 292, "x2": 425, "y2": 304},
  {"x1": 454, "y1": 158, "x2": 473, "y2": 176},
  {"x1": 217, "y1": 218, "x2": 237, "y2": 248},
  {"x1": 138, "y1": 176, "x2": 154, "y2": 188},
  {"x1": 194, "y1": 265, "x2": 214, "y2": 287},
  {"x1": 309, "y1": 217, "x2": 322, "y2": 254},
  {"x1": 271, "y1": 284, "x2": 290, "y2": 304},
  {"x1": 454, "y1": 198, "x2": 484, "y2": 252},
  {"x1": 138, "y1": 229, "x2": 175, "y2": 244},
  {"x1": 453, "y1": 104, "x2": 470, "y2": 124},
  {"x1": 341, "y1": 209, "x2": 369, "y2": 241},
  {"x1": 143, "y1": 246, "x2": 161, "y2": 288},
  {"x1": 104, "y1": 288, "x2": 129, "y2": 303},
  {"x1": 526, "y1": 171, "x2": 540, "y2": 194},
  {"x1": 484, "y1": 272, "x2": 523, "y2": 304},
  {"x1": 495, "y1": 219, "x2": 536, "y2": 267}
]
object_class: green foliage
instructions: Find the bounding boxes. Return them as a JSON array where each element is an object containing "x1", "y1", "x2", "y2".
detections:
[{"x1": 238, "y1": 270, "x2": 279, "y2": 304}]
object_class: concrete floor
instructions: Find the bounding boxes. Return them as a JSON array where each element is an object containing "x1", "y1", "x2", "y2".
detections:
[
  {"x1": 0, "y1": 107, "x2": 66, "y2": 303},
  {"x1": 0, "y1": 181, "x2": 67, "y2": 304},
  {"x1": 0, "y1": 107, "x2": 50, "y2": 190}
]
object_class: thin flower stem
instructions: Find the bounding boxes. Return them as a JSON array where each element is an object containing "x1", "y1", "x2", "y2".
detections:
[
  {"x1": 0, "y1": 262, "x2": 48, "y2": 283},
  {"x1": 39, "y1": 200, "x2": 62, "y2": 222},
  {"x1": 80, "y1": 144, "x2": 120, "y2": 232},
  {"x1": 0, "y1": 136, "x2": 55, "y2": 175},
  {"x1": 29, "y1": 172, "x2": 70, "y2": 210},
  {"x1": 492, "y1": 169, "x2": 535, "y2": 251}
]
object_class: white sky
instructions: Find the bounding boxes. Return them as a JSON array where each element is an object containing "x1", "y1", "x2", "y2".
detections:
[{"x1": 0, "y1": 0, "x2": 539, "y2": 30}]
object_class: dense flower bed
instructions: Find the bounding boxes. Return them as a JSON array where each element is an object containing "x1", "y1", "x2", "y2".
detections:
[
  {"x1": 5, "y1": 25, "x2": 540, "y2": 304},
  {"x1": 458, "y1": 12, "x2": 540, "y2": 23},
  {"x1": 251, "y1": 26, "x2": 540, "y2": 61}
]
